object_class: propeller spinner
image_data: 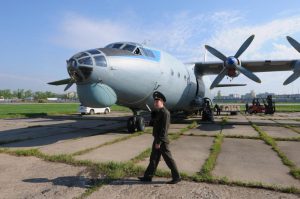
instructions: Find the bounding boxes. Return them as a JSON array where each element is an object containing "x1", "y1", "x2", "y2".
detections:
[{"x1": 205, "y1": 35, "x2": 261, "y2": 89}]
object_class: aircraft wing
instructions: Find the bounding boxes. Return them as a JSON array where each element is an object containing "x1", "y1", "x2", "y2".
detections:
[{"x1": 193, "y1": 60, "x2": 295, "y2": 75}]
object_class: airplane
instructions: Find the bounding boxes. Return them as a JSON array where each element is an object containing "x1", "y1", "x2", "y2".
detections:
[{"x1": 49, "y1": 35, "x2": 300, "y2": 133}]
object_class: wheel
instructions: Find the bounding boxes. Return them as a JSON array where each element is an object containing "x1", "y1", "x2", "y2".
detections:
[
  {"x1": 136, "y1": 117, "x2": 145, "y2": 132},
  {"x1": 104, "y1": 108, "x2": 109, "y2": 114},
  {"x1": 89, "y1": 109, "x2": 95, "y2": 115},
  {"x1": 127, "y1": 117, "x2": 136, "y2": 133}
]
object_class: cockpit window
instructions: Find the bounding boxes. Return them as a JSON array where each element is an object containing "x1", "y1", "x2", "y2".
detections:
[
  {"x1": 94, "y1": 56, "x2": 107, "y2": 67},
  {"x1": 78, "y1": 57, "x2": 93, "y2": 65},
  {"x1": 142, "y1": 48, "x2": 155, "y2": 58},
  {"x1": 112, "y1": 43, "x2": 123, "y2": 49},
  {"x1": 134, "y1": 48, "x2": 142, "y2": 55},
  {"x1": 122, "y1": 44, "x2": 136, "y2": 52},
  {"x1": 87, "y1": 49, "x2": 101, "y2": 55},
  {"x1": 73, "y1": 52, "x2": 89, "y2": 59}
]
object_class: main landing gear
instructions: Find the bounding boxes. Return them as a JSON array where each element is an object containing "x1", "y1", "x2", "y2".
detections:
[{"x1": 127, "y1": 110, "x2": 145, "y2": 133}]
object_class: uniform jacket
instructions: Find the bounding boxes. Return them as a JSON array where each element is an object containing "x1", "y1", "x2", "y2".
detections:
[{"x1": 150, "y1": 106, "x2": 170, "y2": 145}]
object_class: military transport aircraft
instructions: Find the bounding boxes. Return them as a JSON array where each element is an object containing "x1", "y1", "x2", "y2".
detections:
[{"x1": 49, "y1": 35, "x2": 300, "y2": 133}]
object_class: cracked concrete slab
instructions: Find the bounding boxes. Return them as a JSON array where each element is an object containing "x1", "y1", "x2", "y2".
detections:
[
  {"x1": 213, "y1": 138, "x2": 300, "y2": 188},
  {"x1": 74, "y1": 134, "x2": 153, "y2": 163},
  {"x1": 183, "y1": 124, "x2": 221, "y2": 136},
  {"x1": 0, "y1": 153, "x2": 89, "y2": 199},
  {"x1": 39, "y1": 132, "x2": 128, "y2": 155},
  {"x1": 137, "y1": 136, "x2": 214, "y2": 174},
  {"x1": 277, "y1": 141, "x2": 300, "y2": 167},
  {"x1": 222, "y1": 125, "x2": 258, "y2": 137},
  {"x1": 259, "y1": 126, "x2": 300, "y2": 138}
]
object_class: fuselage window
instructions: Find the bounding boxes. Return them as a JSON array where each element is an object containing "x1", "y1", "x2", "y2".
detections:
[
  {"x1": 178, "y1": 72, "x2": 180, "y2": 78},
  {"x1": 171, "y1": 69, "x2": 174, "y2": 76},
  {"x1": 87, "y1": 49, "x2": 101, "y2": 55},
  {"x1": 94, "y1": 56, "x2": 107, "y2": 67},
  {"x1": 78, "y1": 57, "x2": 93, "y2": 65},
  {"x1": 122, "y1": 44, "x2": 136, "y2": 52}
]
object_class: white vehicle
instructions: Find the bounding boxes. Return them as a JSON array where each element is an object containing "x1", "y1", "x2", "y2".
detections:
[{"x1": 78, "y1": 105, "x2": 110, "y2": 115}]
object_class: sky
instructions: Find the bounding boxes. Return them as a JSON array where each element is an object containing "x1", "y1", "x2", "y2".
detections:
[{"x1": 1, "y1": 0, "x2": 300, "y2": 95}]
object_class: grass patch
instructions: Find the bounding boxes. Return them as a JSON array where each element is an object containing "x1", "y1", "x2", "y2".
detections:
[
  {"x1": 1, "y1": 146, "x2": 300, "y2": 196},
  {"x1": 252, "y1": 124, "x2": 300, "y2": 180},
  {"x1": 199, "y1": 133, "x2": 224, "y2": 179},
  {"x1": 130, "y1": 148, "x2": 152, "y2": 164},
  {"x1": 221, "y1": 116, "x2": 228, "y2": 125},
  {"x1": 0, "y1": 103, "x2": 130, "y2": 119}
]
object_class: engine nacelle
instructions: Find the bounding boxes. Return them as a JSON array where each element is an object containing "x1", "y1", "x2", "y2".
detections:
[
  {"x1": 293, "y1": 60, "x2": 300, "y2": 72},
  {"x1": 227, "y1": 68, "x2": 240, "y2": 77},
  {"x1": 77, "y1": 83, "x2": 117, "y2": 108}
]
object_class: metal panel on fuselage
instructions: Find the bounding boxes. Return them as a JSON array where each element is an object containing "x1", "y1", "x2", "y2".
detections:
[{"x1": 105, "y1": 55, "x2": 161, "y2": 108}]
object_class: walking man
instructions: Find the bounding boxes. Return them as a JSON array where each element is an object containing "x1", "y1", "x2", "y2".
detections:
[{"x1": 138, "y1": 91, "x2": 181, "y2": 184}]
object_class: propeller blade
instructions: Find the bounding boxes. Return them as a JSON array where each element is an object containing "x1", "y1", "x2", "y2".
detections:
[
  {"x1": 287, "y1": 36, "x2": 300, "y2": 53},
  {"x1": 283, "y1": 72, "x2": 300, "y2": 85},
  {"x1": 205, "y1": 45, "x2": 227, "y2": 61},
  {"x1": 48, "y1": 78, "x2": 72, "y2": 85},
  {"x1": 235, "y1": 64, "x2": 261, "y2": 83},
  {"x1": 234, "y1": 35, "x2": 255, "y2": 58},
  {"x1": 64, "y1": 81, "x2": 74, "y2": 91},
  {"x1": 210, "y1": 69, "x2": 227, "y2": 89}
]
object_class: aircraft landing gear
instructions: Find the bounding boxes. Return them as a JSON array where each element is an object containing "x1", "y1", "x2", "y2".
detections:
[{"x1": 127, "y1": 115, "x2": 145, "y2": 133}]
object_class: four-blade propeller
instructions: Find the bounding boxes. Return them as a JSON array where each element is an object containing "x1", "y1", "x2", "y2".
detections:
[
  {"x1": 284, "y1": 36, "x2": 300, "y2": 85},
  {"x1": 205, "y1": 34, "x2": 261, "y2": 89}
]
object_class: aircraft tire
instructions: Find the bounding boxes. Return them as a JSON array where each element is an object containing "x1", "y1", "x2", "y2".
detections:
[
  {"x1": 136, "y1": 116, "x2": 145, "y2": 132},
  {"x1": 127, "y1": 117, "x2": 136, "y2": 133}
]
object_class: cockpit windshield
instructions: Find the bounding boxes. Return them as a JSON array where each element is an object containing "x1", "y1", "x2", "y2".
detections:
[
  {"x1": 111, "y1": 43, "x2": 123, "y2": 49},
  {"x1": 122, "y1": 44, "x2": 136, "y2": 52},
  {"x1": 78, "y1": 57, "x2": 93, "y2": 65}
]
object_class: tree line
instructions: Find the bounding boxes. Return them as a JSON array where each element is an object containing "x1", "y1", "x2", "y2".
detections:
[{"x1": 0, "y1": 89, "x2": 76, "y2": 100}]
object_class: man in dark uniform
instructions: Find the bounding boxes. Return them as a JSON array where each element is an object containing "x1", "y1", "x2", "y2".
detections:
[{"x1": 138, "y1": 91, "x2": 181, "y2": 184}]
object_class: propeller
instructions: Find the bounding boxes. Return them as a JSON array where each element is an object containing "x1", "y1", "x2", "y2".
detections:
[
  {"x1": 205, "y1": 34, "x2": 261, "y2": 89},
  {"x1": 284, "y1": 36, "x2": 300, "y2": 85},
  {"x1": 48, "y1": 59, "x2": 93, "y2": 91}
]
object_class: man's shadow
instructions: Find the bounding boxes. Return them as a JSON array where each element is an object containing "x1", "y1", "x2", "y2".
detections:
[{"x1": 23, "y1": 176, "x2": 92, "y2": 188}]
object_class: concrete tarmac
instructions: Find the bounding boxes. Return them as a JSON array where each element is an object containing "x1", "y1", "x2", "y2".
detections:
[{"x1": 1, "y1": 112, "x2": 300, "y2": 198}]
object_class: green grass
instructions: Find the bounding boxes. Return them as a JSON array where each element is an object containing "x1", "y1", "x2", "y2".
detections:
[
  {"x1": 199, "y1": 133, "x2": 224, "y2": 179},
  {"x1": 1, "y1": 146, "x2": 300, "y2": 196},
  {"x1": 252, "y1": 124, "x2": 300, "y2": 180},
  {"x1": 0, "y1": 103, "x2": 130, "y2": 118}
]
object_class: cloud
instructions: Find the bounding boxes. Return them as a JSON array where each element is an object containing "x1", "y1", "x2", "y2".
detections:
[
  {"x1": 52, "y1": 11, "x2": 300, "y2": 94},
  {"x1": 53, "y1": 13, "x2": 140, "y2": 50}
]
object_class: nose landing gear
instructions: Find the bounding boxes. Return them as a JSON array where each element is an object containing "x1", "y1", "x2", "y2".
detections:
[{"x1": 127, "y1": 111, "x2": 145, "y2": 133}]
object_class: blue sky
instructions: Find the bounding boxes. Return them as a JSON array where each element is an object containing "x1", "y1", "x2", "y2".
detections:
[{"x1": 1, "y1": 0, "x2": 300, "y2": 95}]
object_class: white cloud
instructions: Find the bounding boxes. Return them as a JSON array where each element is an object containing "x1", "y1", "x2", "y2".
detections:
[
  {"x1": 52, "y1": 11, "x2": 300, "y2": 95},
  {"x1": 53, "y1": 13, "x2": 140, "y2": 50}
]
